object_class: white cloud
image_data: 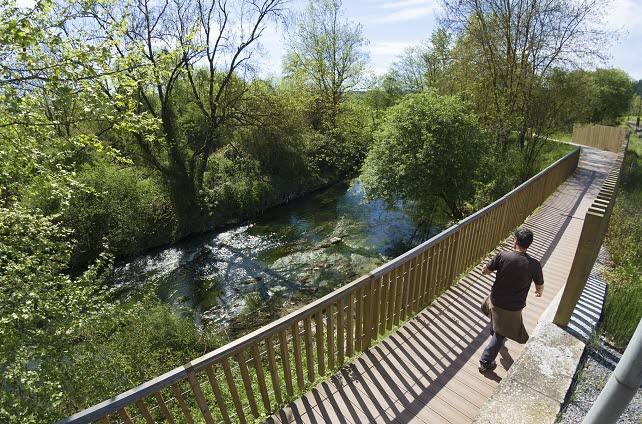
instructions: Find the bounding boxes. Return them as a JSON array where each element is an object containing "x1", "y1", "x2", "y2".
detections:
[
  {"x1": 374, "y1": 6, "x2": 435, "y2": 22},
  {"x1": 379, "y1": 0, "x2": 435, "y2": 9},
  {"x1": 369, "y1": 41, "x2": 417, "y2": 56},
  {"x1": 360, "y1": 0, "x2": 437, "y2": 23}
]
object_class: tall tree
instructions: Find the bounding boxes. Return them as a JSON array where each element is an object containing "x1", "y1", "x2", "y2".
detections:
[
  {"x1": 389, "y1": 29, "x2": 453, "y2": 93},
  {"x1": 284, "y1": 0, "x2": 367, "y2": 130},
  {"x1": 442, "y1": 0, "x2": 611, "y2": 152},
  {"x1": 84, "y1": 0, "x2": 286, "y2": 232},
  {"x1": 589, "y1": 68, "x2": 635, "y2": 124}
]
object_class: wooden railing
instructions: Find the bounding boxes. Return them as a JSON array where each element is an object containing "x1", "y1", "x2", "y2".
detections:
[
  {"x1": 573, "y1": 123, "x2": 628, "y2": 153},
  {"x1": 59, "y1": 148, "x2": 580, "y2": 424},
  {"x1": 554, "y1": 136, "x2": 629, "y2": 326}
]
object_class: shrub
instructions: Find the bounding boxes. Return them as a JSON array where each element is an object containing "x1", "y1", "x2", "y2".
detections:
[
  {"x1": 361, "y1": 90, "x2": 486, "y2": 220},
  {"x1": 59, "y1": 161, "x2": 177, "y2": 268}
]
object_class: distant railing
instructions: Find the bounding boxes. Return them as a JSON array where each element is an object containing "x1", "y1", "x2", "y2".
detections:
[
  {"x1": 554, "y1": 135, "x2": 629, "y2": 326},
  {"x1": 59, "y1": 147, "x2": 580, "y2": 424},
  {"x1": 573, "y1": 123, "x2": 628, "y2": 153}
]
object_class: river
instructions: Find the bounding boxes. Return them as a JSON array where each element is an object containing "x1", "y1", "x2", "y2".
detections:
[{"x1": 111, "y1": 178, "x2": 437, "y2": 334}]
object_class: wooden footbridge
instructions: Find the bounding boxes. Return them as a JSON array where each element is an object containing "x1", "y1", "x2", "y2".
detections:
[{"x1": 60, "y1": 124, "x2": 628, "y2": 424}]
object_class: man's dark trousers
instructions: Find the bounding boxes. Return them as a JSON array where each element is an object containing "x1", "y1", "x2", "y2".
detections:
[{"x1": 480, "y1": 328, "x2": 506, "y2": 365}]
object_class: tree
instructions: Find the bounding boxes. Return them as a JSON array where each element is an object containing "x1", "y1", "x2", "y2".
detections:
[
  {"x1": 284, "y1": 0, "x2": 368, "y2": 130},
  {"x1": 389, "y1": 29, "x2": 453, "y2": 93},
  {"x1": 361, "y1": 91, "x2": 485, "y2": 221},
  {"x1": 589, "y1": 68, "x2": 635, "y2": 125},
  {"x1": 82, "y1": 0, "x2": 286, "y2": 232},
  {"x1": 442, "y1": 0, "x2": 611, "y2": 152}
]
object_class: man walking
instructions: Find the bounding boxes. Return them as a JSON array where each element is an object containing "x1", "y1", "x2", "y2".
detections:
[{"x1": 478, "y1": 228, "x2": 544, "y2": 373}]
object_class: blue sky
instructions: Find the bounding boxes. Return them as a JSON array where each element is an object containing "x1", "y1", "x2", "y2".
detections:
[
  {"x1": 256, "y1": 0, "x2": 642, "y2": 81},
  {"x1": 13, "y1": 0, "x2": 642, "y2": 80}
]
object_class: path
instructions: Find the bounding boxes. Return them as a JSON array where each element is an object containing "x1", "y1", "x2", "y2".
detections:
[{"x1": 266, "y1": 147, "x2": 617, "y2": 424}]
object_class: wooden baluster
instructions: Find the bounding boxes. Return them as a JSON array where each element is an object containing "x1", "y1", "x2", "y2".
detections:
[
  {"x1": 99, "y1": 416, "x2": 110, "y2": 424},
  {"x1": 369, "y1": 277, "x2": 380, "y2": 342},
  {"x1": 412, "y1": 253, "x2": 424, "y2": 314},
  {"x1": 378, "y1": 275, "x2": 387, "y2": 335},
  {"x1": 118, "y1": 408, "x2": 134, "y2": 424},
  {"x1": 187, "y1": 369, "x2": 215, "y2": 424},
  {"x1": 431, "y1": 243, "x2": 442, "y2": 298},
  {"x1": 278, "y1": 330, "x2": 294, "y2": 398},
  {"x1": 393, "y1": 263, "x2": 404, "y2": 326},
  {"x1": 425, "y1": 248, "x2": 436, "y2": 304},
  {"x1": 442, "y1": 236, "x2": 454, "y2": 291},
  {"x1": 386, "y1": 268, "x2": 397, "y2": 330},
  {"x1": 221, "y1": 357, "x2": 247, "y2": 424},
  {"x1": 451, "y1": 231, "x2": 463, "y2": 284},
  {"x1": 417, "y1": 251, "x2": 429, "y2": 307},
  {"x1": 135, "y1": 399, "x2": 154, "y2": 424},
  {"x1": 355, "y1": 286, "x2": 363, "y2": 352},
  {"x1": 400, "y1": 257, "x2": 412, "y2": 321},
  {"x1": 326, "y1": 303, "x2": 335, "y2": 370},
  {"x1": 265, "y1": 336, "x2": 283, "y2": 405},
  {"x1": 304, "y1": 316, "x2": 315, "y2": 382},
  {"x1": 337, "y1": 297, "x2": 345, "y2": 366},
  {"x1": 154, "y1": 391, "x2": 175, "y2": 424},
  {"x1": 237, "y1": 351, "x2": 260, "y2": 418},
  {"x1": 291, "y1": 321, "x2": 305, "y2": 390},
  {"x1": 346, "y1": 292, "x2": 354, "y2": 357},
  {"x1": 205, "y1": 366, "x2": 231, "y2": 424},
  {"x1": 362, "y1": 282, "x2": 372, "y2": 350},
  {"x1": 463, "y1": 223, "x2": 475, "y2": 268},
  {"x1": 171, "y1": 383, "x2": 195, "y2": 424},
  {"x1": 250, "y1": 344, "x2": 271, "y2": 412},
  {"x1": 315, "y1": 311, "x2": 326, "y2": 375}
]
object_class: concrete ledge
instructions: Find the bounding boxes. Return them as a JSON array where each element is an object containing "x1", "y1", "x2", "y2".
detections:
[{"x1": 474, "y1": 247, "x2": 609, "y2": 424}]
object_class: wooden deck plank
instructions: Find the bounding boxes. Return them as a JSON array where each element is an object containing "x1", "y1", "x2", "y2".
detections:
[{"x1": 266, "y1": 147, "x2": 616, "y2": 424}]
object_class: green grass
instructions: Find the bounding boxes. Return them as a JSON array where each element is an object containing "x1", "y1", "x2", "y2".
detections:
[
  {"x1": 536, "y1": 139, "x2": 576, "y2": 171},
  {"x1": 549, "y1": 131, "x2": 573, "y2": 143},
  {"x1": 602, "y1": 131, "x2": 642, "y2": 349}
]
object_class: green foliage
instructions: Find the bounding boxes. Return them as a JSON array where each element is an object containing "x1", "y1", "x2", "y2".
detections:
[
  {"x1": 61, "y1": 161, "x2": 177, "y2": 267},
  {"x1": 589, "y1": 69, "x2": 635, "y2": 125},
  {"x1": 361, "y1": 90, "x2": 486, "y2": 220},
  {"x1": 0, "y1": 207, "x2": 111, "y2": 423},
  {"x1": 603, "y1": 140, "x2": 642, "y2": 347},
  {"x1": 55, "y1": 299, "x2": 223, "y2": 419}
]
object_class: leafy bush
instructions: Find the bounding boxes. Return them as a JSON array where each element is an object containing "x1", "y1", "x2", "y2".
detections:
[
  {"x1": 59, "y1": 161, "x2": 177, "y2": 268},
  {"x1": 361, "y1": 90, "x2": 486, "y2": 220},
  {"x1": 0, "y1": 207, "x2": 110, "y2": 423},
  {"x1": 54, "y1": 299, "x2": 223, "y2": 419}
]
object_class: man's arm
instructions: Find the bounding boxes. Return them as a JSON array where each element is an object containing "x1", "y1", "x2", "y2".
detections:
[
  {"x1": 533, "y1": 261, "x2": 544, "y2": 297},
  {"x1": 482, "y1": 252, "x2": 501, "y2": 275},
  {"x1": 534, "y1": 283, "x2": 544, "y2": 297}
]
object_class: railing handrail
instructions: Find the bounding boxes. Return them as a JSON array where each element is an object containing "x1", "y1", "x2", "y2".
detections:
[
  {"x1": 58, "y1": 146, "x2": 581, "y2": 424},
  {"x1": 371, "y1": 146, "x2": 580, "y2": 276}
]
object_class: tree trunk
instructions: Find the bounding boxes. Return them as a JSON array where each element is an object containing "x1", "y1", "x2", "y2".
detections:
[{"x1": 167, "y1": 170, "x2": 204, "y2": 237}]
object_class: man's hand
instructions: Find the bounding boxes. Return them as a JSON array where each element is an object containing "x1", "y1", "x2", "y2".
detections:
[
  {"x1": 482, "y1": 265, "x2": 492, "y2": 275},
  {"x1": 534, "y1": 284, "x2": 544, "y2": 297}
]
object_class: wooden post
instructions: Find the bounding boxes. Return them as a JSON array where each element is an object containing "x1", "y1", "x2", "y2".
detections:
[{"x1": 554, "y1": 210, "x2": 605, "y2": 326}]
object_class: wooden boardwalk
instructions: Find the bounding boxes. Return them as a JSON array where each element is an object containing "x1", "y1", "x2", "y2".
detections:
[{"x1": 267, "y1": 147, "x2": 617, "y2": 424}]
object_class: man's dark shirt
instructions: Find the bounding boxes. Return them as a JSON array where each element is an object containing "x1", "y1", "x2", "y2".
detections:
[{"x1": 487, "y1": 250, "x2": 544, "y2": 311}]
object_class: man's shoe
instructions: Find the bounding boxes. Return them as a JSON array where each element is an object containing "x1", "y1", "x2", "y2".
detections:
[{"x1": 478, "y1": 361, "x2": 497, "y2": 373}]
